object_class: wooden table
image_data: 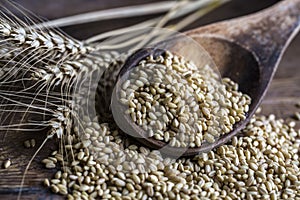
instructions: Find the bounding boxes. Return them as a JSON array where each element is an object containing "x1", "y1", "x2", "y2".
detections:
[{"x1": 1, "y1": 0, "x2": 299, "y2": 199}]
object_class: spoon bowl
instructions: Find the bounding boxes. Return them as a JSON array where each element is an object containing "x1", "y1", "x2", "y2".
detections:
[{"x1": 110, "y1": 0, "x2": 300, "y2": 156}]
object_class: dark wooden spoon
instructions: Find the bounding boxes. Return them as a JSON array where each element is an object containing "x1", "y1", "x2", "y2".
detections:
[{"x1": 110, "y1": 0, "x2": 300, "y2": 156}]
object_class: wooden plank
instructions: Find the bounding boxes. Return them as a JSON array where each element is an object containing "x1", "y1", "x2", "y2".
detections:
[
  {"x1": 1, "y1": 0, "x2": 299, "y2": 199},
  {"x1": 261, "y1": 33, "x2": 300, "y2": 128}
]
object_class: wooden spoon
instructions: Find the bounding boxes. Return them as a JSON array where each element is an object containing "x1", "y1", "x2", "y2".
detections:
[{"x1": 110, "y1": 0, "x2": 300, "y2": 156}]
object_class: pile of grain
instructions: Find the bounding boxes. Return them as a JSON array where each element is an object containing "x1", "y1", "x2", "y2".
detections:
[
  {"x1": 119, "y1": 51, "x2": 251, "y2": 147},
  {"x1": 44, "y1": 108, "x2": 300, "y2": 200}
]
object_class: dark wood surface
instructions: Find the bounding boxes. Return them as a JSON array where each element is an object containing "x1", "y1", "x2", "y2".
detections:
[{"x1": 1, "y1": 0, "x2": 300, "y2": 199}]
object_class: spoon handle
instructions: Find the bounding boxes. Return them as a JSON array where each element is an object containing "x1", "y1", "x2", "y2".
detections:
[{"x1": 187, "y1": 0, "x2": 300, "y2": 76}]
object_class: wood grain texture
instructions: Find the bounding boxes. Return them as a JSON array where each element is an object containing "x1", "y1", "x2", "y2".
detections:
[
  {"x1": 11, "y1": 0, "x2": 159, "y2": 20},
  {"x1": 1, "y1": 0, "x2": 299, "y2": 199}
]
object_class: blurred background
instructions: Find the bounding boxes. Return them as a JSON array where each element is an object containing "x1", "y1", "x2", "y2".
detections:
[{"x1": 12, "y1": 0, "x2": 280, "y2": 40}]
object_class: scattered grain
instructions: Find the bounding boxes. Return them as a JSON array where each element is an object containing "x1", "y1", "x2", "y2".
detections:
[
  {"x1": 294, "y1": 112, "x2": 300, "y2": 120},
  {"x1": 3, "y1": 159, "x2": 11, "y2": 169}
]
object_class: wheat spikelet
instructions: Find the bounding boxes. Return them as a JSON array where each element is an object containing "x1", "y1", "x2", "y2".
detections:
[{"x1": 0, "y1": 11, "x2": 89, "y2": 59}]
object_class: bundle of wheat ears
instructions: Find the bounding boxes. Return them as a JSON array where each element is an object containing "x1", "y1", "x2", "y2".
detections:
[
  {"x1": 1, "y1": 1, "x2": 300, "y2": 200},
  {"x1": 0, "y1": 0, "x2": 228, "y2": 198}
]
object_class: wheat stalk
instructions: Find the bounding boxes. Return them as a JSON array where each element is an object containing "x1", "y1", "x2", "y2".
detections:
[
  {"x1": 85, "y1": 0, "x2": 228, "y2": 44},
  {"x1": 33, "y1": 1, "x2": 178, "y2": 29}
]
